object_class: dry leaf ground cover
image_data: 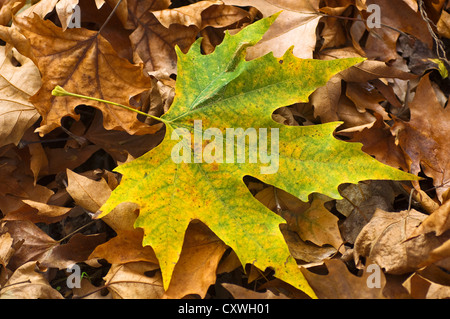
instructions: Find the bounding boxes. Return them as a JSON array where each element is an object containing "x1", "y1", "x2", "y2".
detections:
[{"x1": 0, "y1": 0, "x2": 450, "y2": 299}]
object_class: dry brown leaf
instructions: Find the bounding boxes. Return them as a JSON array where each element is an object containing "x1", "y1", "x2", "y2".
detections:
[
  {"x1": 255, "y1": 187, "x2": 343, "y2": 251},
  {"x1": 164, "y1": 221, "x2": 228, "y2": 299},
  {"x1": 288, "y1": 194, "x2": 343, "y2": 251},
  {"x1": 39, "y1": 232, "x2": 106, "y2": 269},
  {"x1": 224, "y1": 0, "x2": 321, "y2": 59},
  {"x1": 66, "y1": 169, "x2": 112, "y2": 213},
  {"x1": 89, "y1": 229, "x2": 158, "y2": 265},
  {"x1": 2, "y1": 219, "x2": 105, "y2": 270},
  {"x1": 21, "y1": 199, "x2": 71, "y2": 220},
  {"x1": 0, "y1": 145, "x2": 55, "y2": 220},
  {"x1": 311, "y1": 60, "x2": 415, "y2": 123},
  {"x1": 281, "y1": 226, "x2": 336, "y2": 264},
  {"x1": 0, "y1": 232, "x2": 15, "y2": 268},
  {"x1": 83, "y1": 110, "x2": 165, "y2": 163},
  {"x1": 437, "y1": 9, "x2": 450, "y2": 38},
  {"x1": 0, "y1": 261, "x2": 63, "y2": 299},
  {"x1": 301, "y1": 259, "x2": 386, "y2": 299},
  {"x1": 336, "y1": 181, "x2": 400, "y2": 244},
  {"x1": 356, "y1": 0, "x2": 433, "y2": 61},
  {"x1": 353, "y1": 208, "x2": 450, "y2": 274},
  {"x1": 72, "y1": 278, "x2": 112, "y2": 299},
  {"x1": 13, "y1": 14, "x2": 159, "y2": 136},
  {"x1": 346, "y1": 82, "x2": 389, "y2": 119},
  {"x1": 418, "y1": 237, "x2": 450, "y2": 269},
  {"x1": 0, "y1": 0, "x2": 25, "y2": 26},
  {"x1": 103, "y1": 262, "x2": 164, "y2": 299},
  {"x1": 74, "y1": 0, "x2": 135, "y2": 61},
  {"x1": 0, "y1": 46, "x2": 40, "y2": 148},
  {"x1": 16, "y1": 0, "x2": 59, "y2": 19},
  {"x1": 153, "y1": 0, "x2": 241, "y2": 29},
  {"x1": 55, "y1": 0, "x2": 80, "y2": 30},
  {"x1": 410, "y1": 199, "x2": 450, "y2": 238},
  {"x1": 88, "y1": 190, "x2": 158, "y2": 264},
  {"x1": 338, "y1": 114, "x2": 408, "y2": 171},
  {"x1": 221, "y1": 282, "x2": 290, "y2": 299},
  {"x1": 391, "y1": 73, "x2": 450, "y2": 203},
  {"x1": 129, "y1": 0, "x2": 248, "y2": 74},
  {"x1": 403, "y1": 272, "x2": 450, "y2": 299}
]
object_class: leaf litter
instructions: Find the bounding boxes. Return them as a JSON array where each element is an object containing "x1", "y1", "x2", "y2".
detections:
[{"x1": 0, "y1": 0, "x2": 450, "y2": 299}]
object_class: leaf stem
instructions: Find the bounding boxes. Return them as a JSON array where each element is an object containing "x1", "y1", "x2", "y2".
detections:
[{"x1": 52, "y1": 85, "x2": 169, "y2": 125}]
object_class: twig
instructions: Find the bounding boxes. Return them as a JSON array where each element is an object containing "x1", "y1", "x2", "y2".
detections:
[
  {"x1": 97, "y1": 0, "x2": 122, "y2": 35},
  {"x1": 417, "y1": 0, "x2": 449, "y2": 65}
]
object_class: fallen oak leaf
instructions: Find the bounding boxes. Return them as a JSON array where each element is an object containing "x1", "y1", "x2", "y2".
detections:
[{"x1": 128, "y1": 0, "x2": 249, "y2": 74}]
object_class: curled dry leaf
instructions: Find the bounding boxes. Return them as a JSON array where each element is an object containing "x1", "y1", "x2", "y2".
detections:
[
  {"x1": 311, "y1": 60, "x2": 415, "y2": 125},
  {"x1": 409, "y1": 199, "x2": 450, "y2": 238},
  {"x1": 0, "y1": 232, "x2": 16, "y2": 269},
  {"x1": 353, "y1": 208, "x2": 450, "y2": 274},
  {"x1": 66, "y1": 169, "x2": 112, "y2": 213},
  {"x1": 0, "y1": 46, "x2": 40, "y2": 148},
  {"x1": 0, "y1": 261, "x2": 63, "y2": 299},
  {"x1": 0, "y1": 146, "x2": 55, "y2": 220}
]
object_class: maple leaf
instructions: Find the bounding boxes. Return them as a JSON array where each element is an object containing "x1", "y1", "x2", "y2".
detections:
[
  {"x1": 13, "y1": 14, "x2": 158, "y2": 136},
  {"x1": 92, "y1": 14, "x2": 418, "y2": 297},
  {"x1": 127, "y1": 0, "x2": 249, "y2": 74}
]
